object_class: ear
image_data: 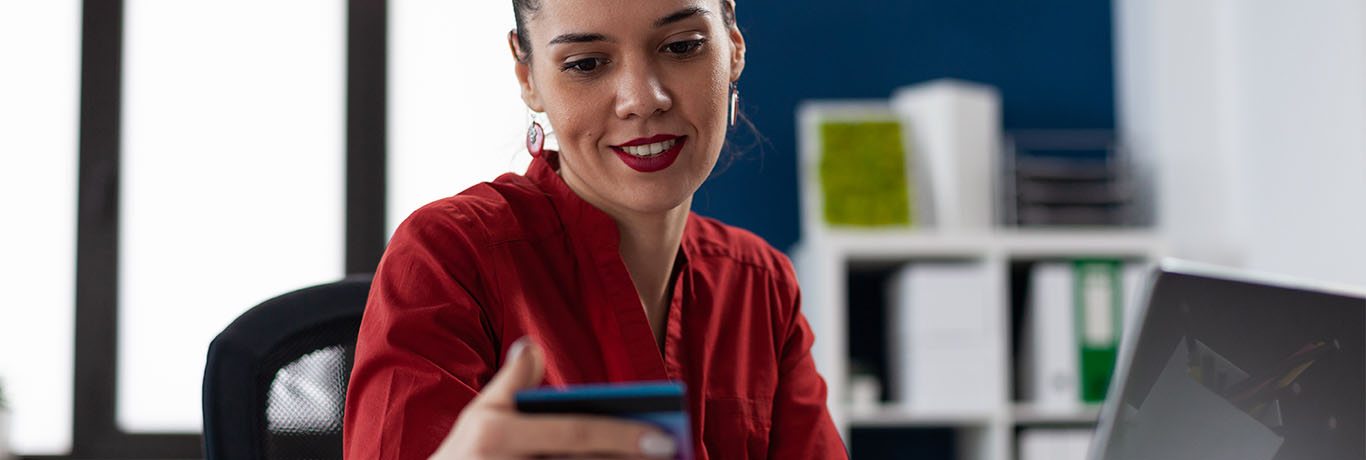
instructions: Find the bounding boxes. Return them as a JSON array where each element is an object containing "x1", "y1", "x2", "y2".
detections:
[
  {"x1": 725, "y1": 15, "x2": 746, "y2": 82},
  {"x1": 509, "y1": 31, "x2": 546, "y2": 112}
]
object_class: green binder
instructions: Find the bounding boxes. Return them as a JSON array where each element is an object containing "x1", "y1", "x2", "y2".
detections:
[{"x1": 1074, "y1": 259, "x2": 1123, "y2": 403}]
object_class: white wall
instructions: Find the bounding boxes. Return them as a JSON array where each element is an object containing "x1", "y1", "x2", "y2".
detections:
[{"x1": 1117, "y1": 0, "x2": 1366, "y2": 286}]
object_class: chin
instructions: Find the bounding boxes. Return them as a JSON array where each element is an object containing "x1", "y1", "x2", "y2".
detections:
[
  {"x1": 612, "y1": 179, "x2": 695, "y2": 215},
  {"x1": 611, "y1": 152, "x2": 715, "y2": 214}
]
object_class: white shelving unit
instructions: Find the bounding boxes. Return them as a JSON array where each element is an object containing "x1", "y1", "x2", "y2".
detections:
[
  {"x1": 793, "y1": 99, "x2": 1163, "y2": 458},
  {"x1": 791, "y1": 229, "x2": 1164, "y2": 460}
]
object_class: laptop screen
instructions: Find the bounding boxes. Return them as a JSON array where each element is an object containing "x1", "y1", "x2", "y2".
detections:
[{"x1": 1095, "y1": 269, "x2": 1366, "y2": 460}]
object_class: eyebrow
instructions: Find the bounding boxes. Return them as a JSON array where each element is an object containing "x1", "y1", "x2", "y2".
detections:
[
  {"x1": 548, "y1": 33, "x2": 609, "y2": 46},
  {"x1": 546, "y1": 7, "x2": 711, "y2": 46},
  {"x1": 654, "y1": 6, "x2": 710, "y2": 28}
]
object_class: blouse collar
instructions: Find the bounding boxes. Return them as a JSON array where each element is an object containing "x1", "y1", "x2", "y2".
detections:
[{"x1": 523, "y1": 151, "x2": 698, "y2": 264}]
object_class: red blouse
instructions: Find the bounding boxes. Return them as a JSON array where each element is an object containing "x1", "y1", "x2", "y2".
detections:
[{"x1": 343, "y1": 152, "x2": 847, "y2": 459}]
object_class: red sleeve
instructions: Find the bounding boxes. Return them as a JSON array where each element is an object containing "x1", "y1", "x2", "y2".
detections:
[
  {"x1": 769, "y1": 259, "x2": 849, "y2": 459},
  {"x1": 343, "y1": 203, "x2": 502, "y2": 460}
]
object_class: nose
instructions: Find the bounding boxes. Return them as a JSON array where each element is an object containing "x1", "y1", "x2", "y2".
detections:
[{"x1": 613, "y1": 61, "x2": 672, "y2": 120}]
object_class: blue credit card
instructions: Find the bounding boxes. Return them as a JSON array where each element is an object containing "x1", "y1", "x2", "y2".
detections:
[{"x1": 515, "y1": 381, "x2": 693, "y2": 460}]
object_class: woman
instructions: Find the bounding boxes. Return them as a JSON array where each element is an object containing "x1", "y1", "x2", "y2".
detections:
[{"x1": 343, "y1": 0, "x2": 846, "y2": 458}]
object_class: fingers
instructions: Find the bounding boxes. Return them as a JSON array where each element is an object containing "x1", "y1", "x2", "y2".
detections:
[
  {"x1": 457, "y1": 336, "x2": 679, "y2": 459},
  {"x1": 475, "y1": 336, "x2": 545, "y2": 410},
  {"x1": 487, "y1": 413, "x2": 679, "y2": 459}
]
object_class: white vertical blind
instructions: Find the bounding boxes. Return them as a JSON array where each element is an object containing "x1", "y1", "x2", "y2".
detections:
[
  {"x1": 388, "y1": 0, "x2": 531, "y2": 236},
  {"x1": 1117, "y1": 0, "x2": 1366, "y2": 286},
  {"x1": 119, "y1": 0, "x2": 345, "y2": 432},
  {"x1": 0, "y1": 0, "x2": 80, "y2": 454}
]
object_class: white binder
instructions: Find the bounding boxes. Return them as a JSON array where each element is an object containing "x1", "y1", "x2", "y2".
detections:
[{"x1": 1021, "y1": 262, "x2": 1082, "y2": 411}]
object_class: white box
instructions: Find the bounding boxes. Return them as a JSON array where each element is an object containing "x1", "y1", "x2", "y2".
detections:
[
  {"x1": 1020, "y1": 428, "x2": 1093, "y2": 460},
  {"x1": 891, "y1": 79, "x2": 1002, "y2": 230},
  {"x1": 887, "y1": 263, "x2": 1002, "y2": 413}
]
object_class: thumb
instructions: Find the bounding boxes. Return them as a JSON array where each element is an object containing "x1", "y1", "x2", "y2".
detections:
[{"x1": 478, "y1": 336, "x2": 545, "y2": 408}]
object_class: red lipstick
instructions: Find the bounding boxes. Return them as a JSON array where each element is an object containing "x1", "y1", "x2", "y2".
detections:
[{"x1": 611, "y1": 135, "x2": 685, "y2": 173}]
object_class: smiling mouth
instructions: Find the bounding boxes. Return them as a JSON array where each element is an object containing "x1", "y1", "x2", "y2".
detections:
[{"x1": 612, "y1": 137, "x2": 681, "y2": 157}]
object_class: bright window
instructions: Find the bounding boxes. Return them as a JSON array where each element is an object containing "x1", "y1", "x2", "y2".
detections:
[
  {"x1": 118, "y1": 0, "x2": 345, "y2": 432},
  {"x1": 388, "y1": 1, "x2": 531, "y2": 236},
  {"x1": 0, "y1": 0, "x2": 80, "y2": 454}
]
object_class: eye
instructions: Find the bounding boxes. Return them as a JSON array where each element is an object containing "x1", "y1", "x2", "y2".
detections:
[
  {"x1": 561, "y1": 57, "x2": 606, "y2": 74},
  {"x1": 662, "y1": 39, "x2": 705, "y2": 56}
]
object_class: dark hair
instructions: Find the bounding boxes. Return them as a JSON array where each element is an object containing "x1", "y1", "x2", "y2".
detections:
[
  {"x1": 509, "y1": 0, "x2": 535, "y2": 61},
  {"x1": 511, "y1": 0, "x2": 736, "y2": 62}
]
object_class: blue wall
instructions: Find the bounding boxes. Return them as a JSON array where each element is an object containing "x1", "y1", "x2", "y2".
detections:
[{"x1": 693, "y1": 0, "x2": 1115, "y2": 251}]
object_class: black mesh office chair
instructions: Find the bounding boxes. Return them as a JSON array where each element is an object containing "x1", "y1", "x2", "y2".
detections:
[{"x1": 203, "y1": 274, "x2": 372, "y2": 460}]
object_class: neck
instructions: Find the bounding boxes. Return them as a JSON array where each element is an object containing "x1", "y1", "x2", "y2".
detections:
[
  {"x1": 612, "y1": 200, "x2": 690, "y2": 308},
  {"x1": 555, "y1": 160, "x2": 689, "y2": 349},
  {"x1": 612, "y1": 203, "x2": 688, "y2": 351}
]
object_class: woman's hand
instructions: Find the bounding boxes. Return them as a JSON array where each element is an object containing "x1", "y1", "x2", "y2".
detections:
[{"x1": 428, "y1": 337, "x2": 680, "y2": 459}]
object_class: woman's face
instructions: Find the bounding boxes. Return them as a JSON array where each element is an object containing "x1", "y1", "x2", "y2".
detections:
[{"x1": 513, "y1": 0, "x2": 745, "y2": 217}]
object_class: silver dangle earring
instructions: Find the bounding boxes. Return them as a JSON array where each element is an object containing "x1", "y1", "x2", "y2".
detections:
[{"x1": 728, "y1": 82, "x2": 739, "y2": 127}]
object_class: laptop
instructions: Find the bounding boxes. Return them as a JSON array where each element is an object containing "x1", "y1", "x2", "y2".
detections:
[{"x1": 1090, "y1": 259, "x2": 1366, "y2": 460}]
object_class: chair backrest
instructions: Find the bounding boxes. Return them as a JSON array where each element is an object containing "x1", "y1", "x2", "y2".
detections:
[{"x1": 203, "y1": 274, "x2": 372, "y2": 460}]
